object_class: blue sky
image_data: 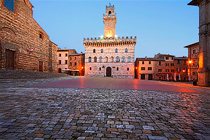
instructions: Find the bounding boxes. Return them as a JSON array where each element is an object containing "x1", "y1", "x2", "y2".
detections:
[{"x1": 30, "y1": 0, "x2": 198, "y2": 58}]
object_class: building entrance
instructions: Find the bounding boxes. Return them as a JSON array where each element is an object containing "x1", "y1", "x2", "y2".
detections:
[
  {"x1": 106, "y1": 67, "x2": 112, "y2": 77},
  {"x1": 6, "y1": 49, "x2": 15, "y2": 70}
]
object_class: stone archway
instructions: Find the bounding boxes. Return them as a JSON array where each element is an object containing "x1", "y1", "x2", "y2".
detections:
[{"x1": 106, "y1": 67, "x2": 112, "y2": 77}]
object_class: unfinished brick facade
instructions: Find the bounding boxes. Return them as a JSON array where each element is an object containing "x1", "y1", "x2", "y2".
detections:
[{"x1": 0, "y1": 0, "x2": 57, "y2": 72}]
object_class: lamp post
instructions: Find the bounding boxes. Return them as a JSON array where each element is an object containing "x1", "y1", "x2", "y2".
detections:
[{"x1": 188, "y1": 60, "x2": 192, "y2": 81}]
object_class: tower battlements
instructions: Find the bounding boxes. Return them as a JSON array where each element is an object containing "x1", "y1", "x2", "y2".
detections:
[{"x1": 83, "y1": 36, "x2": 136, "y2": 46}]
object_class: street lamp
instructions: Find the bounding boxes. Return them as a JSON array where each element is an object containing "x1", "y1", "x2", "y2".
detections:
[{"x1": 188, "y1": 60, "x2": 193, "y2": 81}]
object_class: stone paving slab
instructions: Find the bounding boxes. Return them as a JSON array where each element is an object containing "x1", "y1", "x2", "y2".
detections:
[{"x1": 0, "y1": 88, "x2": 210, "y2": 139}]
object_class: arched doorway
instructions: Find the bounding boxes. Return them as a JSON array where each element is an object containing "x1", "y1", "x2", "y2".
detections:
[{"x1": 106, "y1": 67, "x2": 112, "y2": 77}]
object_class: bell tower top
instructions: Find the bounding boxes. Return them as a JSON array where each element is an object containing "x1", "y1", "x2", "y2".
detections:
[{"x1": 103, "y1": 4, "x2": 117, "y2": 38}]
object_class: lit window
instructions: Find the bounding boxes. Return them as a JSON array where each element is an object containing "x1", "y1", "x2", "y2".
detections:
[
  {"x1": 105, "y1": 57, "x2": 108, "y2": 62},
  {"x1": 111, "y1": 56, "x2": 114, "y2": 62},
  {"x1": 5, "y1": 0, "x2": 14, "y2": 12}
]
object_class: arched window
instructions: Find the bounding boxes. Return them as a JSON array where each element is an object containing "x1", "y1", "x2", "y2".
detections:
[
  {"x1": 111, "y1": 56, "x2": 114, "y2": 62},
  {"x1": 5, "y1": 0, "x2": 15, "y2": 12},
  {"x1": 105, "y1": 57, "x2": 108, "y2": 62},
  {"x1": 88, "y1": 57, "x2": 91, "y2": 62},
  {"x1": 116, "y1": 56, "x2": 120, "y2": 62},
  {"x1": 99, "y1": 67, "x2": 101, "y2": 71},
  {"x1": 115, "y1": 48, "x2": 118, "y2": 53},
  {"x1": 99, "y1": 56, "x2": 102, "y2": 62},
  {"x1": 128, "y1": 56, "x2": 131, "y2": 62},
  {"x1": 90, "y1": 67, "x2": 92, "y2": 70},
  {"x1": 117, "y1": 67, "x2": 119, "y2": 71},
  {"x1": 94, "y1": 57, "x2": 97, "y2": 62},
  {"x1": 101, "y1": 49, "x2": 103, "y2": 53},
  {"x1": 125, "y1": 48, "x2": 128, "y2": 53},
  {"x1": 109, "y1": 11, "x2": 111, "y2": 15},
  {"x1": 122, "y1": 56, "x2": 125, "y2": 62},
  {"x1": 93, "y1": 49, "x2": 96, "y2": 53}
]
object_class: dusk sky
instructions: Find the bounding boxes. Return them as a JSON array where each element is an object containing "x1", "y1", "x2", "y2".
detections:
[{"x1": 30, "y1": 0, "x2": 199, "y2": 58}]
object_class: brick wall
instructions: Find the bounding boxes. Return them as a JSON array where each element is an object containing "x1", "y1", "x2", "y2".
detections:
[{"x1": 0, "y1": 0, "x2": 57, "y2": 72}]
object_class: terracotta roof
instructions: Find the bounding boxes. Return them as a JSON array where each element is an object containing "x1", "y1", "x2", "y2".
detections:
[
  {"x1": 188, "y1": 0, "x2": 199, "y2": 6},
  {"x1": 184, "y1": 42, "x2": 199, "y2": 48},
  {"x1": 174, "y1": 57, "x2": 188, "y2": 60},
  {"x1": 136, "y1": 58, "x2": 163, "y2": 61}
]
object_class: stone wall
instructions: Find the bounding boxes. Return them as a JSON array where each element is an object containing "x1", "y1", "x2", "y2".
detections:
[
  {"x1": 84, "y1": 37, "x2": 136, "y2": 79},
  {"x1": 0, "y1": 0, "x2": 57, "y2": 72}
]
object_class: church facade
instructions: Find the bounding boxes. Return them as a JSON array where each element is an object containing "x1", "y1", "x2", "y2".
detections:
[{"x1": 84, "y1": 5, "x2": 136, "y2": 79}]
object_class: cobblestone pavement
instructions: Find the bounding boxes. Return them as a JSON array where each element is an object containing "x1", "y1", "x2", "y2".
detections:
[{"x1": 0, "y1": 87, "x2": 210, "y2": 140}]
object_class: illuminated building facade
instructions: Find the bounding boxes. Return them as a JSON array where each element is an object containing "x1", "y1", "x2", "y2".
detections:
[
  {"x1": 84, "y1": 5, "x2": 136, "y2": 79},
  {"x1": 188, "y1": 0, "x2": 210, "y2": 86}
]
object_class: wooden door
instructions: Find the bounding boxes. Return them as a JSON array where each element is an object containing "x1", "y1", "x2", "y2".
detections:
[
  {"x1": 6, "y1": 49, "x2": 15, "y2": 70},
  {"x1": 39, "y1": 61, "x2": 43, "y2": 72},
  {"x1": 106, "y1": 67, "x2": 112, "y2": 77},
  {"x1": 148, "y1": 74, "x2": 153, "y2": 80}
]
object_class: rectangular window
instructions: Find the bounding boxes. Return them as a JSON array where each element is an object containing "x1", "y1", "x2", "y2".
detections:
[
  {"x1": 149, "y1": 61, "x2": 151, "y2": 64},
  {"x1": 65, "y1": 53, "x2": 67, "y2": 57},
  {"x1": 5, "y1": 0, "x2": 14, "y2": 12},
  {"x1": 159, "y1": 61, "x2": 161, "y2": 65},
  {"x1": 177, "y1": 60, "x2": 180, "y2": 64},
  {"x1": 148, "y1": 67, "x2": 152, "y2": 70},
  {"x1": 193, "y1": 50, "x2": 196, "y2": 54},
  {"x1": 142, "y1": 61, "x2": 144, "y2": 64},
  {"x1": 166, "y1": 57, "x2": 169, "y2": 60},
  {"x1": 127, "y1": 68, "x2": 129, "y2": 71},
  {"x1": 141, "y1": 67, "x2": 145, "y2": 70},
  {"x1": 166, "y1": 69, "x2": 169, "y2": 72},
  {"x1": 65, "y1": 60, "x2": 67, "y2": 64},
  {"x1": 59, "y1": 54, "x2": 61, "y2": 57},
  {"x1": 171, "y1": 63, "x2": 174, "y2": 66},
  {"x1": 171, "y1": 69, "x2": 174, "y2": 72},
  {"x1": 158, "y1": 69, "x2": 162, "y2": 72},
  {"x1": 59, "y1": 60, "x2": 61, "y2": 64},
  {"x1": 166, "y1": 63, "x2": 169, "y2": 66}
]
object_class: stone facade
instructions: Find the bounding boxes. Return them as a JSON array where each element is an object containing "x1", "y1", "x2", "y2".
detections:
[
  {"x1": 184, "y1": 42, "x2": 199, "y2": 81},
  {"x1": 0, "y1": 0, "x2": 57, "y2": 72},
  {"x1": 135, "y1": 54, "x2": 188, "y2": 81},
  {"x1": 84, "y1": 5, "x2": 136, "y2": 79},
  {"x1": 189, "y1": 0, "x2": 210, "y2": 86},
  {"x1": 57, "y1": 48, "x2": 77, "y2": 73},
  {"x1": 69, "y1": 53, "x2": 85, "y2": 76}
]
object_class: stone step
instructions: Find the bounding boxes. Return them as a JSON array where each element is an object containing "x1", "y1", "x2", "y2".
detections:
[{"x1": 0, "y1": 69, "x2": 68, "y2": 79}]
